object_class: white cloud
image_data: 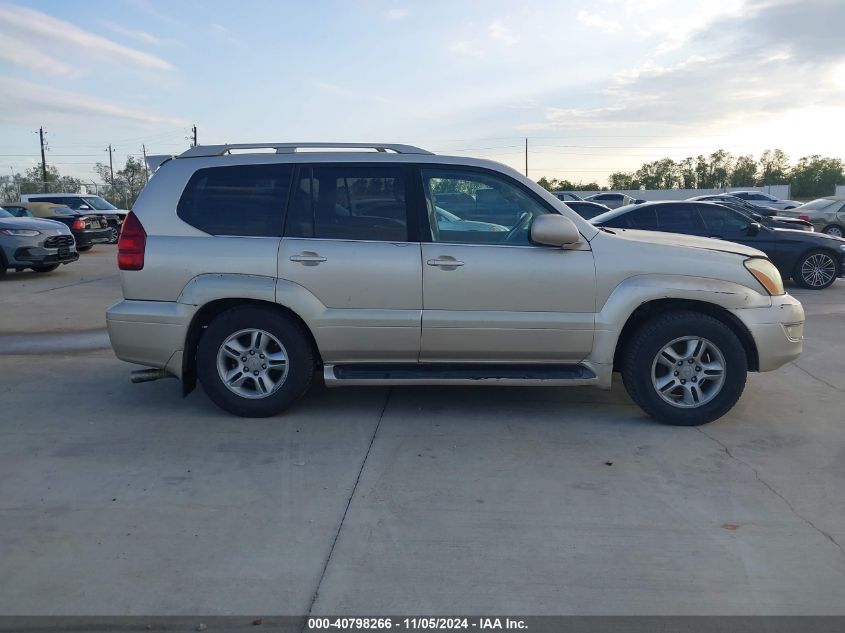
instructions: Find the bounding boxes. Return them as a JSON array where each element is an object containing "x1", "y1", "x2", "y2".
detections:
[
  {"x1": 384, "y1": 8, "x2": 409, "y2": 20},
  {"x1": 0, "y1": 4, "x2": 174, "y2": 71},
  {"x1": 488, "y1": 20, "x2": 518, "y2": 45},
  {"x1": 576, "y1": 10, "x2": 622, "y2": 34},
  {"x1": 449, "y1": 40, "x2": 483, "y2": 59},
  {"x1": 0, "y1": 78, "x2": 187, "y2": 126},
  {"x1": 0, "y1": 33, "x2": 75, "y2": 76},
  {"x1": 102, "y1": 20, "x2": 163, "y2": 46}
]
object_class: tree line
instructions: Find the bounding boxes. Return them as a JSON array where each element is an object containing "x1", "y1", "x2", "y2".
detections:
[
  {"x1": 536, "y1": 149, "x2": 844, "y2": 198},
  {"x1": 0, "y1": 156, "x2": 148, "y2": 208}
]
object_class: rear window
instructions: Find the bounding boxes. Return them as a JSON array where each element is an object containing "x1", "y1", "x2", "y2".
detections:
[{"x1": 177, "y1": 164, "x2": 293, "y2": 236}]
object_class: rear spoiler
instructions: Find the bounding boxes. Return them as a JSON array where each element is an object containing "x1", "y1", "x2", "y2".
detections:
[{"x1": 145, "y1": 154, "x2": 174, "y2": 172}]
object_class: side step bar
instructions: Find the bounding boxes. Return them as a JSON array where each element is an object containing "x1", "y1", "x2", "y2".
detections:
[{"x1": 324, "y1": 363, "x2": 597, "y2": 387}]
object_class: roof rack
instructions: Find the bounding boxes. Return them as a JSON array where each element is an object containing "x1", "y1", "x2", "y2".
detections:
[{"x1": 178, "y1": 142, "x2": 433, "y2": 158}]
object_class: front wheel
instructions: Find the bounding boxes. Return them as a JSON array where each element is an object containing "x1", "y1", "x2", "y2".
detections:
[
  {"x1": 30, "y1": 264, "x2": 59, "y2": 273},
  {"x1": 792, "y1": 250, "x2": 838, "y2": 289},
  {"x1": 196, "y1": 306, "x2": 315, "y2": 417},
  {"x1": 621, "y1": 311, "x2": 747, "y2": 426}
]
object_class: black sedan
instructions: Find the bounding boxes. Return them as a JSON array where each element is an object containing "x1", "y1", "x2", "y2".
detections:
[
  {"x1": 688, "y1": 194, "x2": 813, "y2": 231},
  {"x1": 4, "y1": 203, "x2": 112, "y2": 251},
  {"x1": 591, "y1": 201, "x2": 845, "y2": 289},
  {"x1": 563, "y1": 200, "x2": 611, "y2": 220}
]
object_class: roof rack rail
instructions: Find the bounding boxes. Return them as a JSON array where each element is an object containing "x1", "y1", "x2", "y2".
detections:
[{"x1": 178, "y1": 142, "x2": 433, "y2": 158}]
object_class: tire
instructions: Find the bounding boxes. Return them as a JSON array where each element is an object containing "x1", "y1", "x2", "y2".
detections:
[
  {"x1": 77, "y1": 245, "x2": 93, "y2": 252},
  {"x1": 196, "y1": 306, "x2": 315, "y2": 417},
  {"x1": 107, "y1": 225, "x2": 120, "y2": 243},
  {"x1": 822, "y1": 225, "x2": 844, "y2": 238},
  {"x1": 31, "y1": 264, "x2": 60, "y2": 273},
  {"x1": 792, "y1": 250, "x2": 839, "y2": 290},
  {"x1": 0, "y1": 266, "x2": 6, "y2": 279},
  {"x1": 621, "y1": 311, "x2": 747, "y2": 426}
]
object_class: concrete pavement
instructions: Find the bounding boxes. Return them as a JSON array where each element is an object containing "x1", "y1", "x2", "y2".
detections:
[{"x1": 0, "y1": 248, "x2": 843, "y2": 614}]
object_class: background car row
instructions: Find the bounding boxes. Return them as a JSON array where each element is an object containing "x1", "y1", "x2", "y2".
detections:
[{"x1": 0, "y1": 205, "x2": 79, "y2": 277}]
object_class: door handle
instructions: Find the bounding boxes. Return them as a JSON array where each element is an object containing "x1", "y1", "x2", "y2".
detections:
[
  {"x1": 290, "y1": 252, "x2": 327, "y2": 264},
  {"x1": 427, "y1": 257, "x2": 464, "y2": 267}
]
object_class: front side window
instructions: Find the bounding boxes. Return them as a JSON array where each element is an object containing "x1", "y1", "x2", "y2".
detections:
[
  {"x1": 177, "y1": 164, "x2": 293, "y2": 237},
  {"x1": 422, "y1": 168, "x2": 548, "y2": 245},
  {"x1": 699, "y1": 206, "x2": 750, "y2": 233},
  {"x1": 655, "y1": 205, "x2": 704, "y2": 233},
  {"x1": 285, "y1": 165, "x2": 408, "y2": 241}
]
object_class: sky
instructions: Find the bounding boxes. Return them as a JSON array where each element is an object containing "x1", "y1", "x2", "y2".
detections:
[{"x1": 1, "y1": 0, "x2": 844, "y2": 187}]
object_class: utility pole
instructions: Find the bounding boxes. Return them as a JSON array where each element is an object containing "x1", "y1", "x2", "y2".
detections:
[
  {"x1": 142, "y1": 144, "x2": 149, "y2": 181},
  {"x1": 107, "y1": 144, "x2": 115, "y2": 190},
  {"x1": 191, "y1": 124, "x2": 197, "y2": 147},
  {"x1": 524, "y1": 137, "x2": 528, "y2": 177},
  {"x1": 39, "y1": 126, "x2": 48, "y2": 191}
]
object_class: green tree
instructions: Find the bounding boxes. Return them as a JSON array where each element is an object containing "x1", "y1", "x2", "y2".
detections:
[
  {"x1": 790, "y1": 155, "x2": 845, "y2": 198},
  {"x1": 94, "y1": 155, "x2": 148, "y2": 207},
  {"x1": 536, "y1": 177, "x2": 554, "y2": 191},
  {"x1": 730, "y1": 155, "x2": 758, "y2": 186},
  {"x1": 759, "y1": 149, "x2": 790, "y2": 184},
  {"x1": 707, "y1": 150, "x2": 733, "y2": 188},
  {"x1": 608, "y1": 171, "x2": 635, "y2": 189},
  {"x1": 678, "y1": 157, "x2": 697, "y2": 188}
]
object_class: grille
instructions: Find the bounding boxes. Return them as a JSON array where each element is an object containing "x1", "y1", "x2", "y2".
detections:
[{"x1": 44, "y1": 235, "x2": 74, "y2": 248}]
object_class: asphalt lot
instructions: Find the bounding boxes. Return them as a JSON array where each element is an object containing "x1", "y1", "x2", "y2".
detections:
[{"x1": 1, "y1": 246, "x2": 844, "y2": 615}]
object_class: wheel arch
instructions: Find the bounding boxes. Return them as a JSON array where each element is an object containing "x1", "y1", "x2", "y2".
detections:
[
  {"x1": 611, "y1": 298, "x2": 759, "y2": 373},
  {"x1": 180, "y1": 298, "x2": 322, "y2": 396}
]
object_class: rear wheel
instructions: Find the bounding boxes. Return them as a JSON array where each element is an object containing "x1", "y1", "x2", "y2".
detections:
[
  {"x1": 30, "y1": 264, "x2": 59, "y2": 273},
  {"x1": 107, "y1": 225, "x2": 120, "y2": 243},
  {"x1": 197, "y1": 306, "x2": 315, "y2": 417},
  {"x1": 621, "y1": 311, "x2": 747, "y2": 426},
  {"x1": 792, "y1": 250, "x2": 838, "y2": 289},
  {"x1": 822, "y1": 225, "x2": 844, "y2": 238}
]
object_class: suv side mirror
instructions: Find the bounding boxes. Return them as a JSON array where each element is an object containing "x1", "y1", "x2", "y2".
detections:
[
  {"x1": 530, "y1": 214, "x2": 582, "y2": 247},
  {"x1": 746, "y1": 221, "x2": 762, "y2": 236}
]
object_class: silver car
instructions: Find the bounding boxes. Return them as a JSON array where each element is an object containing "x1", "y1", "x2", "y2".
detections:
[
  {"x1": 107, "y1": 142, "x2": 804, "y2": 426},
  {"x1": 779, "y1": 197, "x2": 845, "y2": 236},
  {"x1": 0, "y1": 206, "x2": 78, "y2": 277}
]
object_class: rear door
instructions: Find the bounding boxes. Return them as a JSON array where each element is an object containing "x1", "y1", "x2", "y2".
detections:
[{"x1": 278, "y1": 164, "x2": 422, "y2": 363}]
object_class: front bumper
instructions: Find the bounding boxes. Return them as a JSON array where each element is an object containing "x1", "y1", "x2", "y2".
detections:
[
  {"x1": 106, "y1": 300, "x2": 196, "y2": 378},
  {"x1": 5, "y1": 236, "x2": 79, "y2": 267},
  {"x1": 735, "y1": 293, "x2": 805, "y2": 371}
]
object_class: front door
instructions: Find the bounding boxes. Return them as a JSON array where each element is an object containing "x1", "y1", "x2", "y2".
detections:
[
  {"x1": 278, "y1": 164, "x2": 422, "y2": 362},
  {"x1": 418, "y1": 167, "x2": 596, "y2": 362}
]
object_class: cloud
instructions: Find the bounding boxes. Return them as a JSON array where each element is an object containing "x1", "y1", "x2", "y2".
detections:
[
  {"x1": 0, "y1": 33, "x2": 75, "y2": 76},
  {"x1": 209, "y1": 23, "x2": 242, "y2": 45},
  {"x1": 0, "y1": 4, "x2": 174, "y2": 71},
  {"x1": 527, "y1": 0, "x2": 845, "y2": 132},
  {"x1": 102, "y1": 20, "x2": 162, "y2": 46},
  {"x1": 576, "y1": 10, "x2": 622, "y2": 34},
  {"x1": 384, "y1": 7, "x2": 408, "y2": 20},
  {"x1": 0, "y1": 78, "x2": 187, "y2": 126},
  {"x1": 449, "y1": 40, "x2": 483, "y2": 59},
  {"x1": 488, "y1": 20, "x2": 518, "y2": 45}
]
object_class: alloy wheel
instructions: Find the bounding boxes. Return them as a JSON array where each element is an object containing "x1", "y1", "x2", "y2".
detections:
[
  {"x1": 651, "y1": 336, "x2": 726, "y2": 409},
  {"x1": 216, "y1": 328, "x2": 289, "y2": 399},
  {"x1": 801, "y1": 253, "x2": 836, "y2": 288}
]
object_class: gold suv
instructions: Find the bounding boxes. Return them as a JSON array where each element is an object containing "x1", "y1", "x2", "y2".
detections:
[{"x1": 106, "y1": 143, "x2": 804, "y2": 426}]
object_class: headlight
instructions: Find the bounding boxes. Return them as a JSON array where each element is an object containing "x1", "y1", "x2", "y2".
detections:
[
  {"x1": 839, "y1": 244, "x2": 845, "y2": 252},
  {"x1": 744, "y1": 257, "x2": 784, "y2": 296},
  {"x1": 0, "y1": 228, "x2": 40, "y2": 236}
]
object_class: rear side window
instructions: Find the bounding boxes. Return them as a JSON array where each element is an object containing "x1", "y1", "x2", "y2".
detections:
[
  {"x1": 655, "y1": 204, "x2": 704, "y2": 233},
  {"x1": 177, "y1": 164, "x2": 293, "y2": 236},
  {"x1": 285, "y1": 165, "x2": 408, "y2": 241}
]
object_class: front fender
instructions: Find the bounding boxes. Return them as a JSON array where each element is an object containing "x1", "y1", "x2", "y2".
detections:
[{"x1": 590, "y1": 274, "x2": 771, "y2": 366}]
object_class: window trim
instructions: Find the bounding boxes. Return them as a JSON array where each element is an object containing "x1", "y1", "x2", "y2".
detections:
[
  {"x1": 413, "y1": 163, "x2": 561, "y2": 246},
  {"x1": 282, "y1": 162, "x2": 420, "y2": 243}
]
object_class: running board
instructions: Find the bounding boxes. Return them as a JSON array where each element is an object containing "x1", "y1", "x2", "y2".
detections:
[{"x1": 324, "y1": 363, "x2": 597, "y2": 387}]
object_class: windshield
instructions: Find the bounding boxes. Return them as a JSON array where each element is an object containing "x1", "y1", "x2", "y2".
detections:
[
  {"x1": 82, "y1": 196, "x2": 117, "y2": 210},
  {"x1": 0, "y1": 207, "x2": 11, "y2": 218}
]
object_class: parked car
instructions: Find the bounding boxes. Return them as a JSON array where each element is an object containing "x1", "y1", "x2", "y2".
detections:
[
  {"x1": 688, "y1": 194, "x2": 813, "y2": 231},
  {"x1": 728, "y1": 190, "x2": 802, "y2": 211},
  {"x1": 563, "y1": 200, "x2": 611, "y2": 220},
  {"x1": 591, "y1": 201, "x2": 845, "y2": 289},
  {"x1": 107, "y1": 142, "x2": 805, "y2": 427},
  {"x1": 5, "y1": 202, "x2": 112, "y2": 251},
  {"x1": 20, "y1": 193, "x2": 127, "y2": 243},
  {"x1": 552, "y1": 191, "x2": 582, "y2": 202},
  {"x1": 778, "y1": 197, "x2": 845, "y2": 237},
  {"x1": 0, "y1": 206, "x2": 78, "y2": 277},
  {"x1": 584, "y1": 192, "x2": 637, "y2": 209}
]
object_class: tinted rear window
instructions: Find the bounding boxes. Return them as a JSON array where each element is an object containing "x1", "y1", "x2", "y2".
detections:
[{"x1": 177, "y1": 164, "x2": 293, "y2": 236}]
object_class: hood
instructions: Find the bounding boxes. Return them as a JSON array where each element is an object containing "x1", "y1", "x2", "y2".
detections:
[
  {"x1": 0, "y1": 216, "x2": 69, "y2": 232},
  {"x1": 602, "y1": 228, "x2": 766, "y2": 258}
]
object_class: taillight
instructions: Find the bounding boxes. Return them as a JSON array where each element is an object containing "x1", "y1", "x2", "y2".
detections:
[
  {"x1": 798, "y1": 215, "x2": 810, "y2": 221},
  {"x1": 71, "y1": 218, "x2": 85, "y2": 230},
  {"x1": 117, "y1": 211, "x2": 146, "y2": 270}
]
